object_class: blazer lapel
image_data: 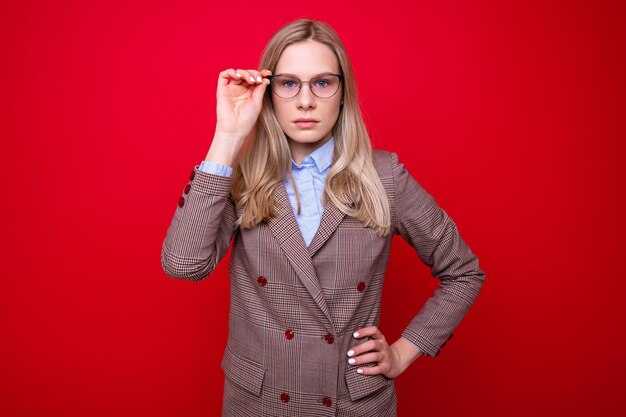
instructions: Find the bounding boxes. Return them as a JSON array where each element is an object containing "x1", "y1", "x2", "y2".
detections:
[
  {"x1": 266, "y1": 181, "x2": 335, "y2": 331},
  {"x1": 307, "y1": 196, "x2": 346, "y2": 257}
]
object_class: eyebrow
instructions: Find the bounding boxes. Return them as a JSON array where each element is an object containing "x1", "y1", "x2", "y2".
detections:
[{"x1": 273, "y1": 72, "x2": 338, "y2": 78}]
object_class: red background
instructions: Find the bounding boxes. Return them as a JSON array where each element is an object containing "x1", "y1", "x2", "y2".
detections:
[{"x1": 2, "y1": 1, "x2": 625, "y2": 416}]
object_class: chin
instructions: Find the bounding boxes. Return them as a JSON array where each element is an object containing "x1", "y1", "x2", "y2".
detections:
[{"x1": 286, "y1": 131, "x2": 326, "y2": 144}]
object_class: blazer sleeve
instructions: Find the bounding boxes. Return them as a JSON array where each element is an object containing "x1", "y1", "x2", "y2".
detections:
[
  {"x1": 391, "y1": 152, "x2": 486, "y2": 357},
  {"x1": 161, "y1": 166, "x2": 237, "y2": 281}
]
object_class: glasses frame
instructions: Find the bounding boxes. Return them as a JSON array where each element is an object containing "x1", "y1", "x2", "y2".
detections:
[{"x1": 267, "y1": 73, "x2": 344, "y2": 99}]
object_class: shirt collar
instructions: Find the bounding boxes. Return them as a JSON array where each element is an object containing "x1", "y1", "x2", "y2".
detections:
[{"x1": 291, "y1": 136, "x2": 335, "y2": 173}]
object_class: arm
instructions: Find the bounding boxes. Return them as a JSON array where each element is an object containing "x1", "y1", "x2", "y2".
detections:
[
  {"x1": 160, "y1": 162, "x2": 236, "y2": 281},
  {"x1": 161, "y1": 67, "x2": 272, "y2": 281},
  {"x1": 392, "y1": 152, "x2": 486, "y2": 358}
]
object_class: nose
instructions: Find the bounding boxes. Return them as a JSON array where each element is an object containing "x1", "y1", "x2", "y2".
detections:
[{"x1": 296, "y1": 82, "x2": 316, "y2": 109}]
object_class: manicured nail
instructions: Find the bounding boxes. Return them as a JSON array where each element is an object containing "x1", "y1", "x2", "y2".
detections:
[
  {"x1": 256, "y1": 76, "x2": 262, "y2": 83},
  {"x1": 357, "y1": 369, "x2": 363, "y2": 374},
  {"x1": 348, "y1": 358, "x2": 356, "y2": 365},
  {"x1": 353, "y1": 332, "x2": 359, "y2": 338},
  {"x1": 235, "y1": 72, "x2": 241, "y2": 77},
  {"x1": 347, "y1": 350, "x2": 354, "y2": 357},
  {"x1": 250, "y1": 76, "x2": 255, "y2": 82}
]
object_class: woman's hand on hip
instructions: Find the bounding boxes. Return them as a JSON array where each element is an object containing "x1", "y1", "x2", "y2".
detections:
[{"x1": 347, "y1": 325, "x2": 422, "y2": 379}]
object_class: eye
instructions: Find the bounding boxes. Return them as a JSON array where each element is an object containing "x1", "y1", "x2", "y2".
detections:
[
  {"x1": 282, "y1": 79, "x2": 298, "y2": 88},
  {"x1": 315, "y1": 79, "x2": 330, "y2": 88},
  {"x1": 314, "y1": 77, "x2": 338, "y2": 89}
]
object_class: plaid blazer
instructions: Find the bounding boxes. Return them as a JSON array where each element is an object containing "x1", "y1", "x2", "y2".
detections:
[{"x1": 161, "y1": 149, "x2": 485, "y2": 416}]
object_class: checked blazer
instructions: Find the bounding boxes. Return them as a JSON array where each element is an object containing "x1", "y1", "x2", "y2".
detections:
[{"x1": 161, "y1": 149, "x2": 486, "y2": 416}]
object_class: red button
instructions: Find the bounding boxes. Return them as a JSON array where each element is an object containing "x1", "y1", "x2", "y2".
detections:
[
  {"x1": 357, "y1": 281, "x2": 366, "y2": 292},
  {"x1": 184, "y1": 184, "x2": 191, "y2": 194},
  {"x1": 322, "y1": 396, "x2": 332, "y2": 407},
  {"x1": 285, "y1": 329, "x2": 294, "y2": 340},
  {"x1": 257, "y1": 276, "x2": 267, "y2": 286},
  {"x1": 189, "y1": 170, "x2": 196, "y2": 181},
  {"x1": 178, "y1": 197, "x2": 185, "y2": 207},
  {"x1": 324, "y1": 333, "x2": 334, "y2": 344},
  {"x1": 280, "y1": 393, "x2": 290, "y2": 403}
]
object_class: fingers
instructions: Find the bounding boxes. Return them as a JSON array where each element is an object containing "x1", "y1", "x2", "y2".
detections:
[
  {"x1": 218, "y1": 68, "x2": 272, "y2": 90},
  {"x1": 348, "y1": 351, "x2": 384, "y2": 366},
  {"x1": 225, "y1": 68, "x2": 272, "y2": 85},
  {"x1": 348, "y1": 343, "x2": 389, "y2": 376},
  {"x1": 347, "y1": 337, "x2": 389, "y2": 376},
  {"x1": 353, "y1": 325, "x2": 384, "y2": 340},
  {"x1": 218, "y1": 68, "x2": 243, "y2": 87},
  {"x1": 347, "y1": 339, "x2": 378, "y2": 358},
  {"x1": 353, "y1": 364, "x2": 385, "y2": 376},
  {"x1": 347, "y1": 325, "x2": 387, "y2": 367}
]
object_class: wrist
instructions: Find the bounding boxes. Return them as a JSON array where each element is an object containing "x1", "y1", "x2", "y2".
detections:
[
  {"x1": 205, "y1": 133, "x2": 242, "y2": 167},
  {"x1": 391, "y1": 337, "x2": 423, "y2": 372}
]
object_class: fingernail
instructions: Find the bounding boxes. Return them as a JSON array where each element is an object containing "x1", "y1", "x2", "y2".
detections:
[
  {"x1": 235, "y1": 72, "x2": 241, "y2": 77},
  {"x1": 256, "y1": 76, "x2": 262, "y2": 83},
  {"x1": 347, "y1": 350, "x2": 354, "y2": 357},
  {"x1": 348, "y1": 358, "x2": 356, "y2": 365},
  {"x1": 357, "y1": 369, "x2": 363, "y2": 374},
  {"x1": 353, "y1": 332, "x2": 359, "y2": 338},
  {"x1": 250, "y1": 76, "x2": 255, "y2": 82}
]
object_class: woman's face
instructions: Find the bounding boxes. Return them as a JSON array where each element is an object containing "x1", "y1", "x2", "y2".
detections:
[{"x1": 271, "y1": 40, "x2": 343, "y2": 157}]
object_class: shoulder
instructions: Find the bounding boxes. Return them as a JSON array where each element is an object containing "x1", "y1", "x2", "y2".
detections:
[{"x1": 371, "y1": 148, "x2": 400, "y2": 177}]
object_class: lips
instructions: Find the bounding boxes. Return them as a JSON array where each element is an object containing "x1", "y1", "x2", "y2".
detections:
[{"x1": 294, "y1": 119, "x2": 319, "y2": 129}]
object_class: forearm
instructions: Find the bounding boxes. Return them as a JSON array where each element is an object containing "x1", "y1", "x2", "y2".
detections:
[
  {"x1": 205, "y1": 131, "x2": 245, "y2": 167},
  {"x1": 161, "y1": 168, "x2": 236, "y2": 281},
  {"x1": 390, "y1": 336, "x2": 423, "y2": 374}
]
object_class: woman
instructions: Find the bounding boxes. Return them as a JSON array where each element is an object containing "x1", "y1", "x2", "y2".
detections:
[{"x1": 161, "y1": 18, "x2": 485, "y2": 416}]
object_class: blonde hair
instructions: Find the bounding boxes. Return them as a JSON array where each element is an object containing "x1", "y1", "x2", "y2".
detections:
[{"x1": 232, "y1": 18, "x2": 391, "y2": 237}]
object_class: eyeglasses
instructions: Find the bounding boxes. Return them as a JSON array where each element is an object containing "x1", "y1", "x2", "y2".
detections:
[{"x1": 267, "y1": 73, "x2": 343, "y2": 99}]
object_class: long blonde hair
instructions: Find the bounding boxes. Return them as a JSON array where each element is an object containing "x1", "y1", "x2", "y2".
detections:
[{"x1": 232, "y1": 18, "x2": 391, "y2": 237}]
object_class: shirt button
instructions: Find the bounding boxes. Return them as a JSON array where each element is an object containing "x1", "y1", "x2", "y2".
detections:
[
  {"x1": 323, "y1": 333, "x2": 334, "y2": 344},
  {"x1": 178, "y1": 197, "x2": 185, "y2": 207},
  {"x1": 280, "y1": 393, "x2": 290, "y2": 403},
  {"x1": 257, "y1": 276, "x2": 267, "y2": 286},
  {"x1": 357, "y1": 281, "x2": 366, "y2": 292},
  {"x1": 284, "y1": 329, "x2": 294, "y2": 340},
  {"x1": 189, "y1": 170, "x2": 196, "y2": 181},
  {"x1": 321, "y1": 396, "x2": 332, "y2": 407},
  {"x1": 184, "y1": 184, "x2": 191, "y2": 194}
]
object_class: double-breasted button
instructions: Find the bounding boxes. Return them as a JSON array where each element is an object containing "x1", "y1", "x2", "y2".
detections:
[
  {"x1": 323, "y1": 333, "x2": 334, "y2": 344},
  {"x1": 285, "y1": 329, "x2": 294, "y2": 340},
  {"x1": 280, "y1": 393, "x2": 290, "y2": 403},
  {"x1": 189, "y1": 170, "x2": 195, "y2": 181},
  {"x1": 184, "y1": 184, "x2": 191, "y2": 194},
  {"x1": 178, "y1": 196, "x2": 185, "y2": 207},
  {"x1": 357, "y1": 281, "x2": 366, "y2": 292},
  {"x1": 321, "y1": 396, "x2": 332, "y2": 407},
  {"x1": 257, "y1": 276, "x2": 267, "y2": 286}
]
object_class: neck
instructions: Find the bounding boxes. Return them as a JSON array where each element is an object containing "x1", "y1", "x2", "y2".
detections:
[{"x1": 288, "y1": 134, "x2": 332, "y2": 165}]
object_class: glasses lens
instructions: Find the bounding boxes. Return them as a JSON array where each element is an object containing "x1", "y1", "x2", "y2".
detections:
[
  {"x1": 271, "y1": 75, "x2": 341, "y2": 98},
  {"x1": 310, "y1": 75, "x2": 340, "y2": 98},
  {"x1": 272, "y1": 75, "x2": 300, "y2": 98}
]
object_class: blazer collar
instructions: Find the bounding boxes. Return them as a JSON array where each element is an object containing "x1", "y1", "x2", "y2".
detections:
[{"x1": 266, "y1": 179, "x2": 347, "y2": 332}]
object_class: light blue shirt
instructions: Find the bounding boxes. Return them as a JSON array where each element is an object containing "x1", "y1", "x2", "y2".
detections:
[
  {"x1": 197, "y1": 137, "x2": 335, "y2": 246},
  {"x1": 197, "y1": 136, "x2": 427, "y2": 356}
]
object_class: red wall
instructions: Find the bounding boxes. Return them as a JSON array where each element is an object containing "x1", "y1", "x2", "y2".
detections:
[{"x1": 2, "y1": 1, "x2": 625, "y2": 416}]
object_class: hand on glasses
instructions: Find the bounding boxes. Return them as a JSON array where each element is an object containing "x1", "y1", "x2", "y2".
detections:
[{"x1": 214, "y1": 68, "x2": 273, "y2": 146}]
